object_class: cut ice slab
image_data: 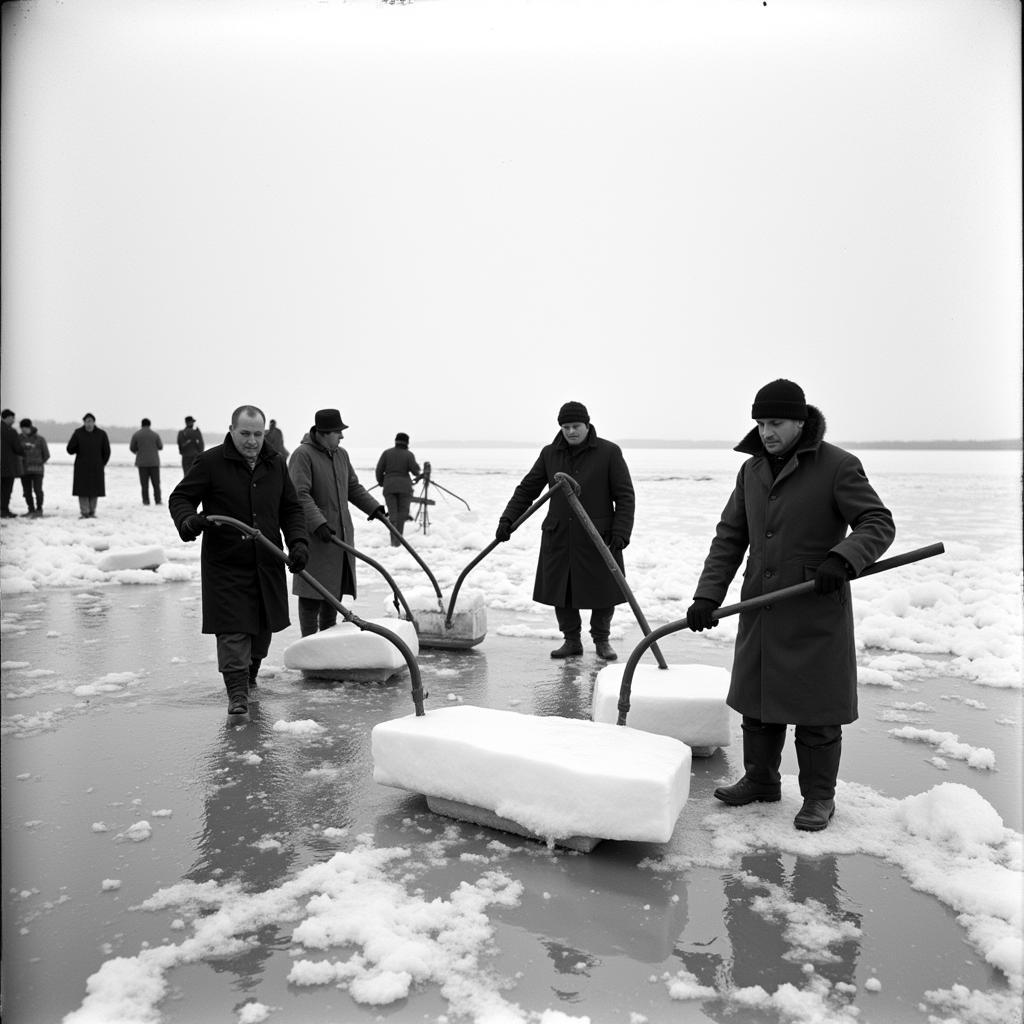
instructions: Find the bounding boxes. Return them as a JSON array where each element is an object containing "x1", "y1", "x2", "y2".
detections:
[
  {"x1": 592, "y1": 663, "x2": 732, "y2": 757},
  {"x1": 372, "y1": 704, "x2": 691, "y2": 846},
  {"x1": 282, "y1": 618, "x2": 419, "y2": 683},
  {"x1": 97, "y1": 546, "x2": 165, "y2": 571},
  {"x1": 387, "y1": 587, "x2": 487, "y2": 650}
]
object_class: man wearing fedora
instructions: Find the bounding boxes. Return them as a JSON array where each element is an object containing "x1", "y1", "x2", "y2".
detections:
[
  {"x1": 288, "y1": 409, "x2": 389, "y2": 636},
  {"x1": 375, "y1": 432, "x2": 422, "y2": 546},
  {"x1": 177, "y1": 415, "x2": 204, "y2": 475},
  {"x1": 495, "y1": 400, "x2": 635, "y2": 662},
  {"x1": 168, "y1": 404, "x2": 308, "y2": 717},
  {"x1": 685, "y1": 379, "x2": 895, "y2": 831}
]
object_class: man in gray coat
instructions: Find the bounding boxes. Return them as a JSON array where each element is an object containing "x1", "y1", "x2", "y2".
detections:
[
  {"x1": 686, "y1": 379, "x2": 895, "y2": 832},
  {"x1": 130, "y1": 417, "x2": 164, "y2": 505},
  {"x1": 288, "y1": 409, "x2": 388, "y2": 636}
]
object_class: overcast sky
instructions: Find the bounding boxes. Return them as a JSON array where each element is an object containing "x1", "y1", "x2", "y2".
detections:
[{"x1": 1, "y1": 0, "x2": 1020, "y2": 449}]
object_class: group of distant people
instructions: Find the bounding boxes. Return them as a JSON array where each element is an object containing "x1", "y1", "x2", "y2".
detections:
[{"x1": 165, "y1": 381, "x2": 895, "y2": 835}]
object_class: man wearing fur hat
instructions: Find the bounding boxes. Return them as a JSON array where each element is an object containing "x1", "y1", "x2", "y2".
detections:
[
  {"x1": 375, "y1": 432, "x2": 422, "y2": 546},
  {"x1": 496, "y1": 400, "x2": 635, "y2": 661},
  {"x1": 686, "y1": 379, "x2": 895, "y2": 832},
  {"x1": 288, "y1": 409, "x2": 389, "y2": 636}
]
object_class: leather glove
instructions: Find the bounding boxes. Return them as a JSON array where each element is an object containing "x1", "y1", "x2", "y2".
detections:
[
  {"x1": 814, "y1": 553, "x2": 851, "y2": 595},
  {"x1": 609, "y1": 534, "x2": 628, "y2": 553},
  {"x1": 314, "y1": 523, "x2": 334, "y2": 543},
  {"x1": 494, "y1": 519, "x2": 512, "y2": 543},
  {"x1": 686, "y1": 598, "x2": 719, "y2": 631},
  {"x1": 287, "y1": 541, "x2": 309, "y2": 574},
  {"x1": 368, "y1": 506, "x2": 388, "y2": 523},
  {"x1": 179, "y1": 514, "x2": 209, "y2": 541}
]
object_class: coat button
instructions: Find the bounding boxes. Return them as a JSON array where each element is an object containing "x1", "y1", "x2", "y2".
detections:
[
  {"x1": 765, "y1": 531, "x2": 774, "y2": 538},
  {"x1": 764, "y1": 569, "x2": 774, "y2": 578},
  {"x1": 764, "y1": 603, "x2": 773, "y2": 611},
  {"x1": 769, "y1": 494, "x2": 778, "y2": 501}
]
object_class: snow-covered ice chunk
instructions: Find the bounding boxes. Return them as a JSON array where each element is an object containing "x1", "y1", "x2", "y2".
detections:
[
  {"x1": 372, "y1": 704, "x2": 691, "y2": 843},
  {"x1": 97, "y1": 546, "x2": 165, "y2": 572},
  {"x1": 282, "y1": 618, "x2": 418, "y2": 681},
  {"x1": 592, "y1": 663, "x2": 731, "y2": 752}
]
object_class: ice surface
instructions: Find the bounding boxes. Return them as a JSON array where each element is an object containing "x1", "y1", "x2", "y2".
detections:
[
  {"x1": 96, "y1": 546, "x2": 165, "y2": 571},
  {"x1": 372, "y1": 704, "x2": 692, "y2": 843},
  {"x1": 591, "y1": 663, "x2": 732, "y2": 749},
  {"x1": 282, "y1": 618, "x2": 419, "y2": 677}
]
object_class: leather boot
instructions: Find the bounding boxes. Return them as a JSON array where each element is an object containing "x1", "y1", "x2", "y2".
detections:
[
  {"x1": 223, "y1": 671, "x2": 250, "y2": 717},
  {"x1": 550, "y1": 634, "x2": 584, "y2": 659},
  {"x1": 594, "y1": 640, "x2": 617, "y2": 661},
  {"x1": 248, "y1": 658, "x2": 262, "y2": 691},
  {"x1": 714, "y1": 720, "x2": 785, "y2": 805},
  {"x1": 794, "y1": 733, "x2": 842, "y2": 831}
]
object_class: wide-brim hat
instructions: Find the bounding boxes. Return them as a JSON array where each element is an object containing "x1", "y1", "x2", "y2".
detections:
[
  {"x1": 314, "y1": 408, "x2": 348, "y2": 432},
  {"x1": 184, "y1": 416, "x2": 195, "y2": 424}
]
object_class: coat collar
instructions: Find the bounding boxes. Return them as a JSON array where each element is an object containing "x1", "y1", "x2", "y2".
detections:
[
  {"x1": 221, "y1": 433, "x2": 279, "y2": 465},
  {"x1": 552, "y1": 424, "x2": 599, "y2": 452},
  {"x1": 734, "y1": 405, "x2": 826, "y2": 458}
]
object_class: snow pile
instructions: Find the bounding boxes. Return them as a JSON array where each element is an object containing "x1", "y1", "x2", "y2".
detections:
[{"x1": 372, "y1": 704, "x2": 691, "y2": 843}]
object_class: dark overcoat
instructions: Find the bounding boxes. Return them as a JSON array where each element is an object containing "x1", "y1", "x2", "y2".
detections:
[
  {"x1": 501, "y1": 426, "x2": 635, "y2": 608},
  {"x1": 168, "y1": 436, "x2": 306, "y2": 635},
  {"x1": 288, "y1": 434, "x2": 381, "y2": 601},
  {"x1": 375, "y1": 445, "x2": 421, "y2": 495},
  {"x1": 693, "y1": 407, "x2": 895, "y2": 725},
  {"x1": 67, "y1": 427, "x2": 111, "y2": 496},
  {"x1": 1, "y1": 421, "x2": 25, "y2": 477}
]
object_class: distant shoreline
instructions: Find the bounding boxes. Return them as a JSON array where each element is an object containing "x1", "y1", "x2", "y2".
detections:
[{"x1": 19, "y1": 422, "x2": 1023, "y2": 451}]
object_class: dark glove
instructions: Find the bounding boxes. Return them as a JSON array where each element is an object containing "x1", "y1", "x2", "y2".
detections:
[
  {"x1": 686, "y1": 598, "x2": 719, "y2": 632},
  {"x1": 814, "y1": 553, "x2": 851, "y2": 595},
  {"x1": 287, "y1": 541, "x2": 309, "y2": 574},
  {"x1": 314, "y1": 523, "x2": 334, "y2": 543},
  {"x1": 609, "y1": 534, "x2": 628, "y2": 553},
  {"x1": 179, "y1": 514, "x2": 209, "y2": 541},
  {"x1": 368, "y1": 506, "x2": 388, "y2": 523},
  {"x1": 495, "y1": 519, "x2": 512, "y2": 543}
]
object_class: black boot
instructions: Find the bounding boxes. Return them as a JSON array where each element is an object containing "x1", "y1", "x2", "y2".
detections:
[
  {"x1": 550, "y1": 634, "x2": 584, "y2": 659},
  {"x1": 248, "y1": 658, "x2": 262, "y2": 691},
  {"x1": 794, "y1": 733, "x2": 842, "y2": 831},
  {"x1": 223, "y1": 671, "x2": 249, "y2": 717},
  {"x1": 594, "y1": 640, "x2": 617, "y2": 661},
  {"x1": 714, "y1": 719, "x2": 785, "y2": 805}
]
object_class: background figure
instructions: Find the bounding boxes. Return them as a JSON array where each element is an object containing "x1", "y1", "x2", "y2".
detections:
[
  {"x1": 495, "y1": 400, "x2": 635, "y2": 662},
  {"x1": 177, "y1": 415, "x2": 204, "y2": 475},
  {"x1": 288, "y1": 408, "x2": 388, "y2": 636},
  {"x1": 375, "y1": 431, "x2": 421, "y2": 546},
  {"x1": 129, "y1": 417, "x2": 164, "y2": 505},
  {"x1": 1, "y1": 408, "x2": 25, "y2": 518},
  {"x1": 685, "y1": 379, "x2": 895, "y2": 832},
  {"x1": 265, "y1": 419, "x2": 289, "y2": 461},
  {"x1": 18, "y1": 418, "x2": 49, "y2": 517},
  {"x1": 168, "y1": 404, "x2": 308, "y2": 717},
  {"x1": 66, "y1": 413, "x2": 111, "y2": 518}
]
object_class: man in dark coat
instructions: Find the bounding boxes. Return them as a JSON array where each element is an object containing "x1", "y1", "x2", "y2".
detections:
[
  {"x1": 66, "y1": 413, "x2": 111, "y2": 518},
  {"x1": 496, "y1": 400, "x2": 635, "y2": 661},
  {"x1": 168, "y1": 404, "x2": 309, "y2": 716},
  {"x1": 686, "y1": 379, "x2": 895, "y2": 832},
  {"x1": 288, "y1": 409, "x2": 388, "y2": 636},
  {"x1": 177, "y1": 416, "x2": 204, "y2": 475},
  {"x1": 1, "y1": 408, "x2": 25, "y2": 518},
  {"x1": 129, "y1": 417, "x2": 164, "y2": 505},
  {"x1": 375, "y1": 432, "x2": 421, "y2": 546}
]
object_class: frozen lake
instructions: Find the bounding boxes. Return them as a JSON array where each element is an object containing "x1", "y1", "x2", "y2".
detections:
[{"x1": 1, "y1": 445, "x2": 1021, "y2": 1023}]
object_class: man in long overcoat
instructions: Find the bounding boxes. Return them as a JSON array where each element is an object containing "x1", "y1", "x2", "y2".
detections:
[
  {"x1": 496, "y1": 400, "x2": 635, "y2": 661},
  {"x1": 66, "y1": 413, "x2": 111, "y2": 518},
  {"x1": 168, "y1": 404, "x2": 308, "y2": 716},
  {"x1": 177, "y1": 416, "x2": 204, "y2": 475},
  {"x1": 288, "y1": 409, "x2": 388, "y2": 636},
  {"x1": 1, "y1": 408, "x2": 25, "y2": 518},
  {"x1": 375, "y1": 432, "x2": 421, "y2": 546},
  {"x1": 686, "y1": 379, "x2": 895, "y2": 831}
]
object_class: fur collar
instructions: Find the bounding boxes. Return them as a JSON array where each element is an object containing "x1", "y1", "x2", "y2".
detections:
[{"x1": 735, "y1": 405, "x2": 826, "y2": 457}]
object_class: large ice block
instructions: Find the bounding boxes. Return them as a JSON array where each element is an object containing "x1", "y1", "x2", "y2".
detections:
[
  {"x1": 283, "y1": 618, "x2": 419, "y2": 683},
  {"x1": 388, "y1": 587, "x2": 487, "y2": 649},
  {"x1": 372, "y1": 704, "x2": 691, "y2": 844},
  {"x1": 592, "y1": 663, "x2": 732, "y2": 754},
  {"x1": 97, "y1": 546, "x2": 165, "y2": 571}
]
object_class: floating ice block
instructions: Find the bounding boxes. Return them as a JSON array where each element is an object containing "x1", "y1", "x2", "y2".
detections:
[
  {"x1": 372, "y1": 704, "x2": 691, "y2": 844},
  {"x1": 283, "y1": 618, "x2": 419, "y2": 683},
  {"x1": 390, "y1": 588, "x2": 487, "y2": 649},
  {"x1": 97, "y1": 546, "x2": 165, "y2": 571},
  {"x1": 592, "y1": 663, "x2": 732, "y2": 755}
]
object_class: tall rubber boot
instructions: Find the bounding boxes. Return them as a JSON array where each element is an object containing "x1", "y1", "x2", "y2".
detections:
[
  {"x1": 297, "y1": 601, "x2": 320, "y2": 638},
  {"x1": 713, "y1": 720, "x2": 786, "y2": 805},
  {"x1": 793, "y1": 734, "x2": 841, "y2": 831},
  {"x1": 223, "y1": 670, "x2": 250, "y2": 717}
]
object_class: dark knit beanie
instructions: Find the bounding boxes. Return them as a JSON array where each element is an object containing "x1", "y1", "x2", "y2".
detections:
[
  {"x1": 395, "y1": 432, "x2": 409, "y2": 445},
  {"x1": 751, "y1": 379, "x2": 808, "y2": 420},
  {"x1": 557, "y1": 401, "x2": 590, "y2": 425}
]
